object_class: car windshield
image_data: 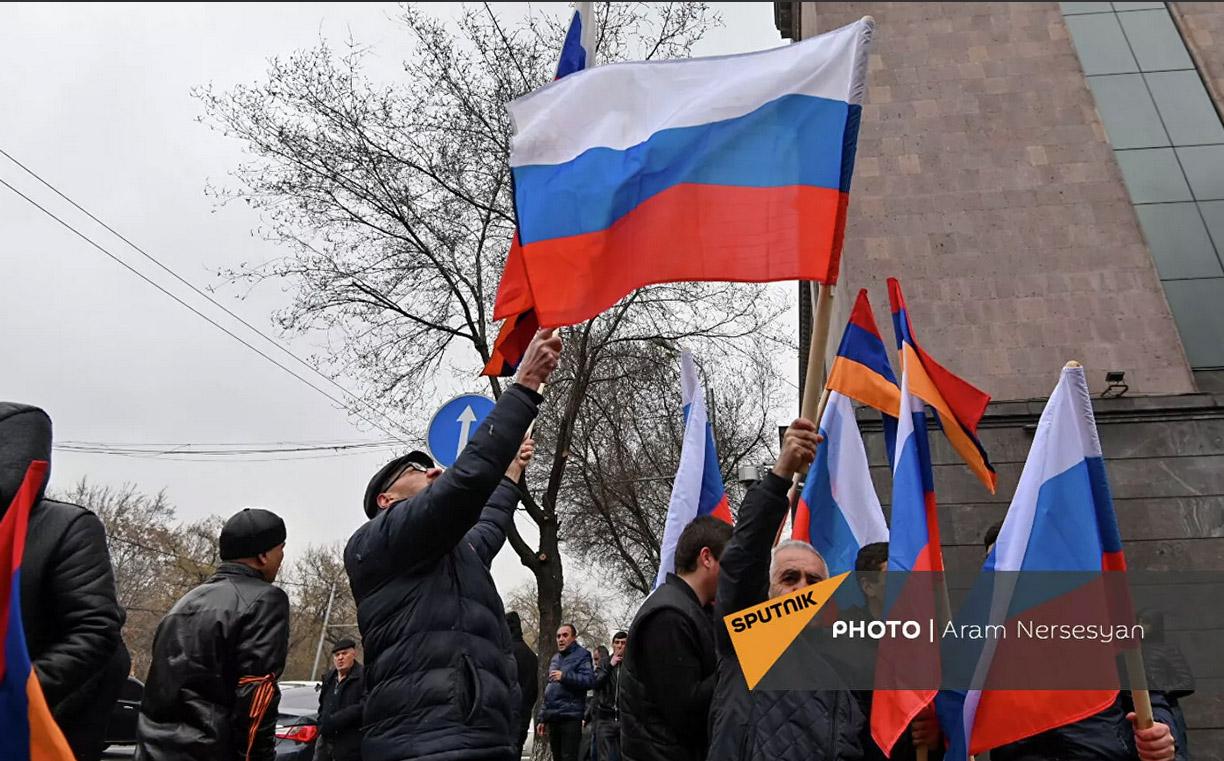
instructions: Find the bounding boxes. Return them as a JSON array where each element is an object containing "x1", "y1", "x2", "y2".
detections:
[{"x1": 278, "y1": 685, "x2": 320, "y2": 714}]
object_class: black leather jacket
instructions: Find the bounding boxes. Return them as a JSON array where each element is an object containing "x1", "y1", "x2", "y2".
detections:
[
  {"x1": 1, "y1": 402, "x2": 130, "y2": 761},
  {"x1": 135, "y1": 563, "x2": 290, "y2": 761}
]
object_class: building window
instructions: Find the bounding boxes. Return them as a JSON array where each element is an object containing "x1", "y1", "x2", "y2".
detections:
[{"x1": 1063, "y1": 2, "x2": 1224, "y2": 368}]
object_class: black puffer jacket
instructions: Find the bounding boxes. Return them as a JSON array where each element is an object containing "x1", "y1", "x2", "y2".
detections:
[
  {"x1": 345, "y1": 384, "x2": 539, "y2": 761},
  {"x1": 0, "y1": 402, "x2": 130, "y2": 761},
  {"x1": 708, "y1": 471, "x2": 864, "y2": 761},
  {"x1": 319, "y1": 663, "x2": 366, "y2": 761},
  {"x1": 540, "y1": 642, "x2": 595, "y2": 722},
  {"x1": 135, "y1": 563, "x2": 290, "y2": 761}
]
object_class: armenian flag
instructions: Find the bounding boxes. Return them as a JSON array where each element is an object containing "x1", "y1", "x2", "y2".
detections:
[{"x1": 1, "y1": 459, "x2": 75, "y2": 761}]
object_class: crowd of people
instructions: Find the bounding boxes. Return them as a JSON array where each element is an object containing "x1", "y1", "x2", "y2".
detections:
[{"x1": 0, "y1": 328, "x2": 1185, "y2": 761}]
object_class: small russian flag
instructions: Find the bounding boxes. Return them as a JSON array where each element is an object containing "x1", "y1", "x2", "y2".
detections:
[{"x1": 655, "y1": 351, "x2": 731, "y2": 589}]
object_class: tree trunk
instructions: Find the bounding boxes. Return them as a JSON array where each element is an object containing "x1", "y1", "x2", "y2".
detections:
[{"x1": 533, "y1": 518, "x2": 564, "y2": 718}]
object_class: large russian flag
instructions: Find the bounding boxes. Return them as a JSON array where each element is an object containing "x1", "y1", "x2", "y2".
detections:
[
  {"x1": 483, "y1": 3, "x2": 595, "y2": 376},
  {"x1": 791, "y1": 291, "x2": 891, "y2": 576},
  {"x1": 655, "y1": 351, "x2": 731, "y2": 589},
  {"x1": 1, "y1": 460, "x2": 75, "y2": 761},
  {"x1": 937, "y1": 364, "x2": 1129, "y2": 758},
  {"x1": 506, "y1": 18, "x2": 874, "y2": 328}
]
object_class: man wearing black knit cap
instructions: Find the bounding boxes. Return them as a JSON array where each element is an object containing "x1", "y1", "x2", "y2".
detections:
[
  {"x1": 346, "y1": 328, "x2": 561, "y2": 761},
  {"x1": 136, "y1": 508, "x2": 290, "y2": 761}
]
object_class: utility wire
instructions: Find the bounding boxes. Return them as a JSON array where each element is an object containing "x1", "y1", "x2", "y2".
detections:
[
  {"x1": 0, "y1": 171, "x2": 417, "y2": 446},
  {"x1": 56, "y1": 440, "x2": 399, "y2": 455}
]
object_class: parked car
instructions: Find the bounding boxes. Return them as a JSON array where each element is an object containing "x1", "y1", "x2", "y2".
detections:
[
  {"x1": 104, "y1": 676, "x2": 143, "y2": 749},
  {"x1": 275, "y1": 681, "x2": 322, "y2": 760}
]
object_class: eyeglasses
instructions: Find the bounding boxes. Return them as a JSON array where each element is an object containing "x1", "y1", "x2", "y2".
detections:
[{"x1": 378, "y1": 460, "x2": 431, "y2": 495}]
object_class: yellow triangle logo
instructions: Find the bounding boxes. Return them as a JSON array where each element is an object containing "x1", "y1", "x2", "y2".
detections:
[{"x1": 723, "y1": 572, "x2": 849, "y2": 689}]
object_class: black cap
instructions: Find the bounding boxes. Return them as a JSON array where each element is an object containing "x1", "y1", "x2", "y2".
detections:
[
  {"x1": 363, "y1": 451, "x2": 435, "y2": 519},
  {"x1": 331, "y1": 637, "x2": 357, "y2": 653},
  {"x1": 218, "y1": 508, "x2": 286, "y2": 561}
]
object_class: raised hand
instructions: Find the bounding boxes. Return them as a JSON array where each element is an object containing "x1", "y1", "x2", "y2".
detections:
[{"x1": 515, "y1": 328, "x2": 562, "y2": 392}]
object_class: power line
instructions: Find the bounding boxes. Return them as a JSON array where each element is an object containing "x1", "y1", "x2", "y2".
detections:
[
  {"x1": 57, "y1": 440, "x2": 399, "y2": 455},
  {"x1": 54, "y1": 441, "x2": 400, "y2": 462},
  {"x1": 0, "y1": 170, "x2": 417, "y2": 446}
]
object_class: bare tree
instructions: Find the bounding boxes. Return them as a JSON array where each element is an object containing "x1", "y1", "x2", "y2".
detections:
[
  {"x1": 504, "y1": 577, "x2": 635, "y2": 660},
  {"x1": 60, "y1": 479, "x2": 222, "y2": 677},
  {"x1": 280, "y1": 543, "x2": 358, "y2": 680},
  {"x1": 560, "y1": 343, "x2": 782, "y2": 597},
  {"x1": 195, "y1": 2, "x2": 790, "y2": 674}
]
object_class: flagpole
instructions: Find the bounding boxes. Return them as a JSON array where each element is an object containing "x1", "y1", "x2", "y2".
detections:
[
  {"x1": 1123, "y1": 648, "x2": 1154, "y2": 729},
  {"x1": 776, "y1": 283, "x2": 836, "y2": 548},
  {"x1": 801, "y1": 283, "x2": 835, "y2": 423}
]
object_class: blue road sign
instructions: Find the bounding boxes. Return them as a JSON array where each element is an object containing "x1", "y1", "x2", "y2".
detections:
[{"x1": 426, "y1": 393, "x2": 496, "y2": 468}]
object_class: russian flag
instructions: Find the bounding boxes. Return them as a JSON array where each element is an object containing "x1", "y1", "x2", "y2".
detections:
[
  {"x1": 937, "y1": 364, "x2": 1129, "y2": 758},
  {"x1": 655, "y1": 351, "x2": 731, "y2": 589},
  {"x1": 791, "y1": 291, "x2": 890, "y2": 577},
  {"x1": 871, "y1": 288, "x2": 946, "y2": 757},
  {"x1": 506, "y1": 18, "x2": 874, "y2": 328},
  {"x1": 0, "y1": 460, "x2": 75, "y2": 761},
  {"x1": 887, "y1": 279, "x2": 996, "y2": 492},
  {"x1": 484, "y1": 3, "x2": 595, "y2": 376}
]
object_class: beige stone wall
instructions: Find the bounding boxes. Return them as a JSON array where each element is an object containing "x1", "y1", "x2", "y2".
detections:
[
  {"x1": 1173, "y1": 2, "x2": 1224, "y2": 110},
  {"x1": 797, "y1": 2, "x2": 1197, "y2": 401}
]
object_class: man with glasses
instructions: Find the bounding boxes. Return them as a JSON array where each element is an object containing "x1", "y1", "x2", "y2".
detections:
[{"x1": 345, "y1": 328, "x2": 561, "y2": 761}]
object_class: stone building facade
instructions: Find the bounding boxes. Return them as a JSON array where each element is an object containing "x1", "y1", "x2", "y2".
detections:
[{"x1": 776, "y1": 2, "x2": 1224, "y2": 753}]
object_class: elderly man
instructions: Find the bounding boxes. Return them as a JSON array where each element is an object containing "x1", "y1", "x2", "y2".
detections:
[
  {"x1": 316, "y1": 638, "x2": 365, "y2": 761},
  {"x1": 345, "y1": 328, "x2": 561, "y2": 761},
  {"x1": 708, "y1": 418, "x2": 865, "y2": 761},
  {"x1": 137, "y1": 508, "x2": 290, "y2": 761}
]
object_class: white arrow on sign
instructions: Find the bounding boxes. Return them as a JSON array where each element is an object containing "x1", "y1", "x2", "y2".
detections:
[{"x1": 456, "y1": 405, "x2": 478, "y2": 460}]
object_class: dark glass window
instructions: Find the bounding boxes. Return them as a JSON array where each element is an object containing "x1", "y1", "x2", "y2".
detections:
[{"x1": 1064, "y1": 2, "x2": 1224, "y2": 367}]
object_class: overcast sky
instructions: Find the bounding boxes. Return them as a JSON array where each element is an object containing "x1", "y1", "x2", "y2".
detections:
[{"x1": 0, "y1": 2, "x2": 794, "y2": 612}]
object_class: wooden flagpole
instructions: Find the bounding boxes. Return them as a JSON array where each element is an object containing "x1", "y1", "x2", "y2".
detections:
[
  {"x1": 1124, "y1": 648, "x2": 1155, "y2": 729},
  {"x1": 774, "y1": 282, "x2": 836, "y2": 548}
]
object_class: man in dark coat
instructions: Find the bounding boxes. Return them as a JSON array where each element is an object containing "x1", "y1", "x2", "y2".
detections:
[
  {"x1": 316, "y1": 637, "x2": 365, "y2": 761},
  {"x1": 345, "y1": 328, "x2": 560, "y2": 761},
  {"x1": 507, "y1": 611, "x2": 539, "y2": 757},
  {"x1": 135, "y1": 508, "x2": 290, "y2": 761},
  {"x1": 708, "y1": 418, "x2": 865, "y2": 761},
  {"x1": 619, "y1": 516, "x2": 731, "y2": 761},
  {"x1": 0, "y1": 402, "x2": 130, "y2": 761},
  {"x1": 590, "y1": 631, "x2": 626, "y2": 761},
  {"x1": 538, "y1": 623, "x2": 596, "y2": 761}
]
